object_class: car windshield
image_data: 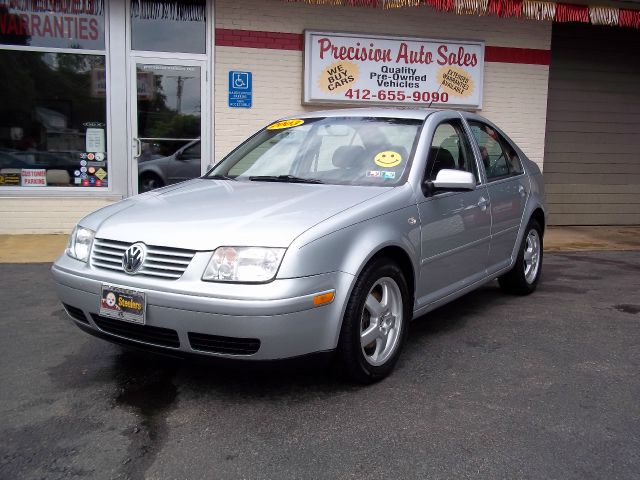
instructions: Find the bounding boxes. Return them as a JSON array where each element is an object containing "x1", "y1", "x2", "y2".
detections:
[{"x1": 207, "y1": 117, "x2": 422, "y2": 186}]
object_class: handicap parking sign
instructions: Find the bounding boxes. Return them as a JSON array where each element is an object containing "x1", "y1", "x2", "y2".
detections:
[{"x1": 228, "y1": 71, "x2": 252, "y2": 108}]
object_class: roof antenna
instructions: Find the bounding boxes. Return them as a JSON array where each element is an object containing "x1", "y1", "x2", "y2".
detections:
[{"x1": 428, "y1": 77, "x2": 446, "y2": 109}]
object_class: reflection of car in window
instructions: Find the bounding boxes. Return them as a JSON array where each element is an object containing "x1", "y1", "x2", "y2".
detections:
[
  {"x1": 138, "y1": 139, "x2": 201, "y2": 192},
  {"x1": 0, "y1": 150, "x2": 79, "y2": 186},
  {"x1": 0, "y1": 150, "x2": 29, "y2": 170}
]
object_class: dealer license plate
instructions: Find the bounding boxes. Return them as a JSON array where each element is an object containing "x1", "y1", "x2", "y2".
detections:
[{"x1": 99, "y1": 285, "x2": 146, "y2": 324}]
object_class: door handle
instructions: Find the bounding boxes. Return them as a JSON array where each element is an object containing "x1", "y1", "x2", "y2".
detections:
[
  {"x1": 477, "y1": 197, "x2": 490, "y2": 211},
  {"x1": 133, "y1": 138, "x2": 142, "y2": 159}
]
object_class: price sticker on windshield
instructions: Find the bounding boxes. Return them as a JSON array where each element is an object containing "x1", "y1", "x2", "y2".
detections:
[{"x1": 267, "y1": 119, "x2": 305, "y2": 130}]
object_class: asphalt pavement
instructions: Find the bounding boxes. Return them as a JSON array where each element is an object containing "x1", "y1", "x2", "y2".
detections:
[{"x1": 1, "y1": 252, "x2": 639, "y2": 480}]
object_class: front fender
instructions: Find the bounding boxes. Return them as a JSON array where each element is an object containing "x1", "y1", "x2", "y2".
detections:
[{"x1": 277, "y1": 204, "x2": 421, "y2": 281}]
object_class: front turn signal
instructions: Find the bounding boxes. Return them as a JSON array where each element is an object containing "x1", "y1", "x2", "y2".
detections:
[{"x1": 313, "y1": 291, "x2": 335, "y2": 307}]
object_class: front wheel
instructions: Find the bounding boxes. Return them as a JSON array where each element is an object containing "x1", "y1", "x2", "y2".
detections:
[
  {"x1": 337, "y1": 258, "x2": 411, "y2": 384},
  {"x1": 498, "y1": 219, "x2": 543, "y2": 295}
]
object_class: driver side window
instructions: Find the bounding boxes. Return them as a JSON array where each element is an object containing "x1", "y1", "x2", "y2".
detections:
[{"x1": 426, "y1": 121, "x2": 478, "y2": 182}]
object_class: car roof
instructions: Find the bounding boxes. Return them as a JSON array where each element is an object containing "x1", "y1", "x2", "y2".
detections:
[
  {"x1": 291, "y1": 107, "x2": 485, "y2": 122},
  {"x1": 293, "y1": 107, "x2": 435, "y2": 121}
]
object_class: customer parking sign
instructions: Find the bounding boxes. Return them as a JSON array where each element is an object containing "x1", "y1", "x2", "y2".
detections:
[{"x1": 228, "y1": 71, "x2": 252, "y2": 108}]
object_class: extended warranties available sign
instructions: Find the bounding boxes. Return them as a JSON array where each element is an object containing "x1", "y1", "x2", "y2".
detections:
[{"x1": 304, "y1": 31, "x2": 484, "y2": 109}]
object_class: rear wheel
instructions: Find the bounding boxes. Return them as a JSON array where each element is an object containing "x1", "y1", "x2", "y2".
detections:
[
  {"x1": 498, "y1": 219, "x2": 543, "y2": 295},
  {"x1": 337, "y1": 258, "x2": 410, "y2": 384}
]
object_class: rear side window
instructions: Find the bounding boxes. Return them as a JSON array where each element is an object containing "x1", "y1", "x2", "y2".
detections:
[
  {"x1": 426, "y1": 121, "x2": 478, "y2": 182},
  {"x1": 468, "y1": 121, "x2": 523, "y2": 181}
]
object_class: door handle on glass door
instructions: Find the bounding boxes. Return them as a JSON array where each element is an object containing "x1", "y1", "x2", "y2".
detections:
[
  {"x1": 133, "y1": 138, "x2": 142, "y2": 159},
  {"x1": 477, "y1": 197, "x2": 490, "y2": 211}
]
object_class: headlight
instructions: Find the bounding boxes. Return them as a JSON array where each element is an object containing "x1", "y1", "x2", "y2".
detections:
[
  {"x1": 202, "y1": 247, "x2": 286, "y2": 283},
  {"x1": 66, "y1": 226, "x2": 95, "y2": 263}
]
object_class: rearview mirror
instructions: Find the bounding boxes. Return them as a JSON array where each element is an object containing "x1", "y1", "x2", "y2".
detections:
[
  {"x1": 317, "y1": 124, "x2": 351, "y2": 136},
  {"x1": 430, "y1": 169, "x2": 476, "y2": 192}
]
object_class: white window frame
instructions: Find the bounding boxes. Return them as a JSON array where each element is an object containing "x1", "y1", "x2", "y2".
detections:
[
  {"x1": 0, "y1": 0, "x2": 216, "y2": 198},
  {"x1": 124, "y1": 0, "x2": 213, "y2": 196},
  {"x1": 0, "y1": 1, "x2": 121, "y2": 198}
]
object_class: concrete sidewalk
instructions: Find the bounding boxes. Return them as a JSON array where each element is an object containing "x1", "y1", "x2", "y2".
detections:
[
  {"x1": 544, "y1": 226, "x2": 640, "y2": 252},
  {"x1": 1, "y1": 226, "x2": 639, "y2": 263}
]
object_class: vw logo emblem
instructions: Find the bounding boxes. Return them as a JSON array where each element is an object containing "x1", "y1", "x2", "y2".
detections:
[{"x1": 122, "y1": 243, "x2": 146, "y2": 274}]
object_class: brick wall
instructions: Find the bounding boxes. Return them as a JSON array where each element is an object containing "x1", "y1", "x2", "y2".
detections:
[
  {"x1": 2, "y1": 0, "x2": 552, "y2": 235},
  {"x1": 0, "y1": 197, "x2": 115, "y2": 235},
  {"x1": 214, "y1": 0, "x2": 552, "y2": 169}
]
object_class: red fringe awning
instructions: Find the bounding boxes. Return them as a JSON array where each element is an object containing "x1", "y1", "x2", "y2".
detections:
[
  {"x1": 283, "y1": 0, "x2": 640, "y2": 29},
  {"x1": 345, "y1": 0, "x2": 378, "y2": 6},
  {"x1": 554, "y1": 3, "x2": 589, "y2": 22},
  {"x1": 424, "y1": 0, "x2": 455, "y2": 12},
  {"x1": 487, "y1": 0, "x2": 522, "y2": 17},
  {"x1": 619, "y1": 8, "x2": 640, "y2": 29}
]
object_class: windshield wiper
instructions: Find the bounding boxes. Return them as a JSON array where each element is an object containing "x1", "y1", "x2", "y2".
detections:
[
  {"x1": 248, "y1": 175, "x2": 323, "y2": 184},
  {"x1": 205, "y1": 174, "x2": 236, "y2": 181}
]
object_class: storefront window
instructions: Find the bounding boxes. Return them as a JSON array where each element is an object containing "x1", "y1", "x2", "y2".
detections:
[
  {"x1": 0, "y1": 0, "x2": 105, "y2": 50},
  {"x1": 131, "y1": 0, "x2": 205, "y2": 54},
  {"x1": 0, "y1": 50, "x2": 108, "y2": 188}
]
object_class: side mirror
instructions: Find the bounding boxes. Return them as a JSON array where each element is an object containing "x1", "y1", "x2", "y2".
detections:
[{"x1": 426, "y1": 169, "x2": 476, "y2": 193}]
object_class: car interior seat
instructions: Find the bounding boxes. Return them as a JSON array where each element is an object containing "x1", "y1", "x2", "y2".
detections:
[
  {"x1": 332, "y1": 145, "x2": 367, "y2": 170},
  {"x1": 427, "y1": 147, "x2": 456, "y2": 180}
]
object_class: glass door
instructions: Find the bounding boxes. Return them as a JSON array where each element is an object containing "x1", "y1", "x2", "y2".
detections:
[{"x1": 130, "y1": 59, "x2": 206, "y2": 194}]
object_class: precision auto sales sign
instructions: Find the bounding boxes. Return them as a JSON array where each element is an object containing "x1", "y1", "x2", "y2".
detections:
[{"x1": 304, "y1": 31, "x2": 484, "y2": 109}]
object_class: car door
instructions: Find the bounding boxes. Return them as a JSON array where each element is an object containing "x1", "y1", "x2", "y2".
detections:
[
  {"x1": 467, "y1": 121, "x2": 528, "y2": 275},
  {"x1": 416, "y1": 118, "x2": 491, "y2": 310}
]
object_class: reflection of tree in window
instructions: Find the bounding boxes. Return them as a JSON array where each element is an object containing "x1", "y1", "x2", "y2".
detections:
[
  {"x1": 0, "y1": 50, "x2": 107, "y2": 185},
  {"x1": 0, "y1": 51, "x2": 106, "y2": 149},
  {"x1": 136, "y1": 66, "x2": 201, "y2": 156}
]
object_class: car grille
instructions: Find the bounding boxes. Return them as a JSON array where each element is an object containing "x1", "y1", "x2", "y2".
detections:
[
  {"x1": 91, "y1": 238, "x2": 195, "y2": 280},
  {"x1": 63, "y1": 303, "x2": 89, "y2": 324},
  {"x1": 91, "y1": 314, "x2": 180, "y2": 348},
  {"x1": 188, "y1": 332, "x2": 261, "y2": 355}
]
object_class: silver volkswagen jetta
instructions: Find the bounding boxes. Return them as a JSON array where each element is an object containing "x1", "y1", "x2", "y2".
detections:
[{"x1": 52, "y1": 108, "x2": 545, "y2": 383}]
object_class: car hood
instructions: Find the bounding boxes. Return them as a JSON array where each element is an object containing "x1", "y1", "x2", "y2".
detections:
[{"x1": 88, "y1": 179, "x2": 391, "y2": 250}]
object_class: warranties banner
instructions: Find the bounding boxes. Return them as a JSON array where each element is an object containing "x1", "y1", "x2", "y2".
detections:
[{"x1": 304, "y1": 31, "x2": 484, "y2": 109}]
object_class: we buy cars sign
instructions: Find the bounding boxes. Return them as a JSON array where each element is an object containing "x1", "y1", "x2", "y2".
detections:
[{"x1": 304, "y1": 31, "x2": 484, "y2": 109}]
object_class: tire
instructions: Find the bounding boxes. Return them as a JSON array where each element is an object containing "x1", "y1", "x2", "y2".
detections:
[
  {"x1": 498, "y1": 219, "x2": 543, "y2": 295},
  {"x1": 138, "y1": 173, "x2": 164, "y2": 193},
  {"x1": 337, "y1": 258, "x2": 411, "y2": 384}
]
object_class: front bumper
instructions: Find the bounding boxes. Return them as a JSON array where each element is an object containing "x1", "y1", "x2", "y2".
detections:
[{"x1": 52, "y1": 254, "x2": 354, "y2": 360}]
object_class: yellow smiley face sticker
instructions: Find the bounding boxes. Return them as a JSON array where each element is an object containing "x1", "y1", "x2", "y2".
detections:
[
  {"x1": 267, "y1": 119, "x2": 305, "y2": 130},
  {"x1": 374, "y1": 151, "x2": 402, "y2": 168}
]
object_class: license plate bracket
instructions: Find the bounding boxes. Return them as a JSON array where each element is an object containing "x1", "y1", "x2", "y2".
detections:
[{"x1": 99, "y1": 285, "x2": 146, "y2": 325}]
